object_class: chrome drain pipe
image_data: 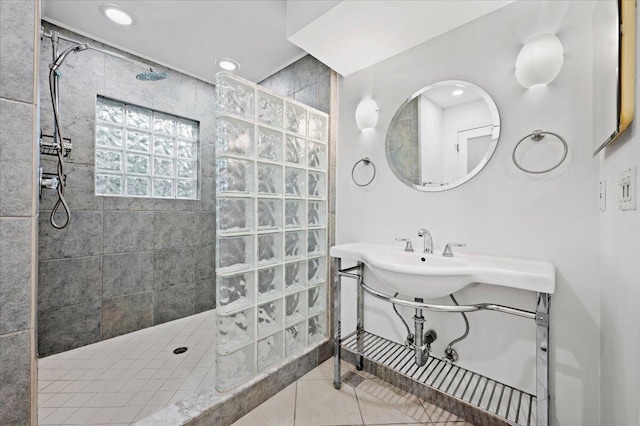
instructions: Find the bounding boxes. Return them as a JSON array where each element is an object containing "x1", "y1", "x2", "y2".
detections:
[{"x1": 413, "y1": 310, "x2": 428, "y2": 366}]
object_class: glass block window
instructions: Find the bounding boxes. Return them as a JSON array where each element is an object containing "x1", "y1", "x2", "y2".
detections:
[
  {"x1": 215, "y1": 72, "x2": 329, "y2": 392},
  {"x1": 95, "y1": 96, "x2": 200, "y2": 199}
]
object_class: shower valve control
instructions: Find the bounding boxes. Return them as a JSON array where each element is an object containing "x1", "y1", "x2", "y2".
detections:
[{"x1": 39, "y1": 167, "x2": 60, "y2": 191}]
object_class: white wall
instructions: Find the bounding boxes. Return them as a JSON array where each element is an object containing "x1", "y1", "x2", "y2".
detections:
[
  {"x1": 598, "y1": 6, "x2": 640, "y2": 425},
  {"x1": 336, "y1": 1, "x2": 600, "y2": 425},
  {"x1": 419, "y1": 96, "x2": 443, "y2": 183},
  {"x1": 441, "y1": 99, "x2": 492, "y2": 181}
]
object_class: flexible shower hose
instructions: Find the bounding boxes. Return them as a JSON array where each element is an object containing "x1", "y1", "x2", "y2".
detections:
[{"x1": 48, "y1": 68, "x2": 71, "y2": 229}]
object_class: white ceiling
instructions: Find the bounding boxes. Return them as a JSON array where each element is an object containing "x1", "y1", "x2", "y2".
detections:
[
  {"x1": 287, "y1": 0, "x2": 515, "y2": 77},
  {"x1": 43, "y1": 0, "x2": 516, "y2": 84},
  {"x1": 424, "y1": 85, "x2": 482, "y2": 109},
  {"x1": 42, "y1": 0, "x2": 306, "y2": 83}
]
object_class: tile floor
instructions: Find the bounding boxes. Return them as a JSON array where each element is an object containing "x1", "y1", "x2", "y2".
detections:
[
  {"x1": 232, "y1": 358, "x2": 475, "y2": 426},
  {"x1": 38, "y1": 310, "x2": 216, "y2": 425},
  {"x1": 38, "y1": 309, "x2": 473, "y2": 426}
]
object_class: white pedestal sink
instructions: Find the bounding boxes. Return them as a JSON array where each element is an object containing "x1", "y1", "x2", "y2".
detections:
[{"x1": 330, "y1": 243, "x2": 555, "y2": 299}]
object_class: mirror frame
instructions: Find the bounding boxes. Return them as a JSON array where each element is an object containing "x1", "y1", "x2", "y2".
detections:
[
  {"x1": 385, "y1": 80, "x2": 501, "y2": 192},
  {"x1": 593, "y1": 0, "x2": 636, "y2": 156}
]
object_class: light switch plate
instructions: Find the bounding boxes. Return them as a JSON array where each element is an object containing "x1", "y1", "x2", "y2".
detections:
[
  {"x1": 599, "y1": 180, "x2": 606, "y2": 211},
  {"x1": 619, "y1": 165, "x2": 637, "y2": 211}
]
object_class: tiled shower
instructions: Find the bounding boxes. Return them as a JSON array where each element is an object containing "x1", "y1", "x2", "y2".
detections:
[
  {"x1": 37, "y1": 23, "x2": 218, "y2": 358},
  {"x1": 28, "y1": 19, "x2": 335, "y2": 424}
]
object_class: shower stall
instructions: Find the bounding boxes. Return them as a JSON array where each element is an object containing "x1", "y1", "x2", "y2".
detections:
[{"x1": 36, "y1": 21, "x2": 332, "y2": 424}]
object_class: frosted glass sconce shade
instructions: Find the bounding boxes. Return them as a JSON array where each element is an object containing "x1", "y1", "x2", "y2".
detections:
[
  {"x1": 515, "y1": 34, "x2": 564, "y2": 89},
  {"x1": 355, "y1": 98, "x2": 379, "y2": 131}
]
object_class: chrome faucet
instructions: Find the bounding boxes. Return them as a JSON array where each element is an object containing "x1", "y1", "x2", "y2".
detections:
[
  {"x1": 417, "y1": 229, "x2": 433, "y2": 254},
  {"x1": 395, "y1": 237, "x2": 414, "y2": 252},
  {"x1": 443, "y1": 242, "x2": 466, "y2": 257}
]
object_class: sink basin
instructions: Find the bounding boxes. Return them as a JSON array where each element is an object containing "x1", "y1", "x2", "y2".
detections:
[{"x1": 330, "y1": 243, "x2": 555, "y2": 299}]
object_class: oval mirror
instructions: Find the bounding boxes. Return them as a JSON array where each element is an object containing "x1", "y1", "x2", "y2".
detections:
[{"x1": 385, "y1": 80, "x2": 500, "y2": 191}]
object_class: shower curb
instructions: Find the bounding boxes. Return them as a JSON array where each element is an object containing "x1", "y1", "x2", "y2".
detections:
[{"x1": 181, "y1": 340, "x2": 333, "y2": 426}]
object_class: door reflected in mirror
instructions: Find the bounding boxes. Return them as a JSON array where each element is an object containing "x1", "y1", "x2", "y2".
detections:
[{"x1": 386, "y1": 80, "x2": 500, "y2": 191}]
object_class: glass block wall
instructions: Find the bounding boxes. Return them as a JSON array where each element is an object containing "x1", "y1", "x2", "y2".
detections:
[
  {"x1": 215, "y1": 72, "x2": 329, "y2": 392},
  {"x1": 95, "y1": 96, "x2": 200, "y2": 199}
]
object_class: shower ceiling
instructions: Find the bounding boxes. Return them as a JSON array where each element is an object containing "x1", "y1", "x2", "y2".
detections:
[{"x1": 42, "y1": 0, "x2": 305, "y2": 83}]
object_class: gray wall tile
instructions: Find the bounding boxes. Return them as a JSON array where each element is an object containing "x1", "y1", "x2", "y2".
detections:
[
  {"x1": 0, "y1": 98, "x2": 35, "y2": 216},
  {"x1": 39, "y1": 211, "x2": 102, "y2": 260},
  {"x1": 37, "y1": 22, "x2": 219, "y2": 352},
  {"x1": 198, "y1": 178, "x2": 215, "y2": 212},
  {"x1": 316, "y1": 72, "x2": 331, "y2": 114},
  {"x1": 38, "y1": 301, "x2": 101, "y2": 357},
  {"x1": 195, "y1": 244, "x2": 214, "y2": 281},
  {"x1": 264, "y1": 69, "x2": 294, "y2": 97},
  {"x1": 201, "y1": 143, "x2": 215, "y2": 178},
  {"x1": 154, "y1": 283, "x2": 195, "y2": 325},
  {"x1": 103, "y1": 211, "x2": 154, "y2": 254},
  {"x1": 103, "y1": 196, "x2": 155, "y2": 211},
  {"x1": 195, "y1": 278, "x2": 215, "y2": 313},
  {"x1": 294, "y1": 84, "x2": 318, "y2": 110},
  {"x1": 40, "y1": 111, "x2": 96, "y2": 165},
  {"x1": 154, "y1": 198, "x2": 196, "y2": 212},
  {"x1": 193, "y1": 211, "x2": 214, "y2": 247},
  {"x1": 154, "y1": 247, "x2": 195, "y2": 289},
  {"x1": 103, "y1": 251, "x2": 153, "y2": 298},
  {"x1": 102, "y1": 292, "x2": 152, "y2": 339},
  {"x1": 39, "y1": 161, "x2": 103, "y2": 211},
  {"x1": 154, "y1": 71, "x2": 197, "y2": 115},
  {"x1": 293, "y1": 55, "x2": 329, "y2": 92},
  {"x1": 0, "y1": 218, "x2": 32, "y2": 334},
  {"x1": 38, "y1": 256, "x2": 102, "y2": 312},
  {"x1": 1, "y1": 0, "x2": 38, "y2": 420},
  {"x1": 0, "y1": 330, "x2": 32, "y2": 425},
  {"x1": 154, "y1": 211, "x2": 194, "y2": 249},
  {"x1": 0, "y1": 0, "x2": 35, "y2": 103},
  {"x1": 104, "y1": 55, "x2": 155, "y2": 108}
]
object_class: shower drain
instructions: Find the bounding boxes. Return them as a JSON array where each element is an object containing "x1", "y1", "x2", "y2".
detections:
[{"x1": 173, "y1": 347, "x2": 188, "y2": 355}]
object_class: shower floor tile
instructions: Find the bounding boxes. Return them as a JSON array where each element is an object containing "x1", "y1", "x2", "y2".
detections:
[
  {"x1": 38, "y1": 312, "x2": 471, "y2": 426},
  {"x1": 37, "y1": 310, "x2": 216, "y2": 425}
]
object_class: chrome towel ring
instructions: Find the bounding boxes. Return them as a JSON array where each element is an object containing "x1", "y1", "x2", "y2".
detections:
[
  {"x1": 512, "y1": 129, "x2": 568, "y2": 174},
  {"x1": 351, "y1": 157, "x2": 376, "y2": 187}
]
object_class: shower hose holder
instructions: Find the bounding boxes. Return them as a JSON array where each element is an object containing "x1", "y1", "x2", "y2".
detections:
[{"x1": 40, "y1": 133, "x2": 72, "y2": 157}]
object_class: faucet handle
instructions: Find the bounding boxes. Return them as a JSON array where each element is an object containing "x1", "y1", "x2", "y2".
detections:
[
  {"x1": 443, "y1": 242, "x2": 466, "y2": 257},
  {"x1": 395, "y1": 238, "x2": 414, "y2": 252}
]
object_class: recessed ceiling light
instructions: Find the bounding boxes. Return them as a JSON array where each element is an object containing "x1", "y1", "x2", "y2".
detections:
[
  {"x1": 216, "y1": 58, "x2": 239, "y2": 71},
  {"x1": 452, "y1": 89, "x2": 464, "y2": 96},
  {"x1": 100, "y1": 4, "x2": 134, "y2": 26}
]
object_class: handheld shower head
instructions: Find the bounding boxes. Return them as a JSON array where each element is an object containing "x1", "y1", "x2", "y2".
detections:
[{"x1": 50, "y1": 43, "x2": 89, "y2": 72}]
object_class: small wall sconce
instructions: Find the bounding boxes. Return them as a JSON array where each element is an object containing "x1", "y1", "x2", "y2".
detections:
[
  {"x1": 355, "y1": 98, "x2": 379, "y2": 131},
  {"x1": 515, "y1": 34, "x2": 564, "y2": 89}
]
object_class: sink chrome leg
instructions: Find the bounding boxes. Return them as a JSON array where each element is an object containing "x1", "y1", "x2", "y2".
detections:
[
  {"x1": 356, "y1": 262, "x2": 365, "y2": 371},
  {"x1": 536, "y1": 292, "x2": 550, "y2": 426},
  {"x1": 333, "y1": 258, "x2": 342, "y2": 390}
]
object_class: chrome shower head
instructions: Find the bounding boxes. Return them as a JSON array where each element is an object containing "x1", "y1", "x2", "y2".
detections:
[
  {"x1": 136, "y1": 68, "x2": 169, "y2": 81},
  {"x1": 50, "y1": 43, "x2": 89, "y2": 72}
]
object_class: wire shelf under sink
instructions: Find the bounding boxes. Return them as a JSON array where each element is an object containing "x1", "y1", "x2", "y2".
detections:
[{"x1": 340, "y1": 330, "x2": 537, "y2": 426}]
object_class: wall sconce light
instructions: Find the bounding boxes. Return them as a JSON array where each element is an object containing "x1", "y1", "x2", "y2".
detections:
[
  {"x1": 515, "y1": 34, "x2": 564, "y2": 89},
  {"x1": 355, "y1": 98, "x2": 379, "y2": 131}
]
